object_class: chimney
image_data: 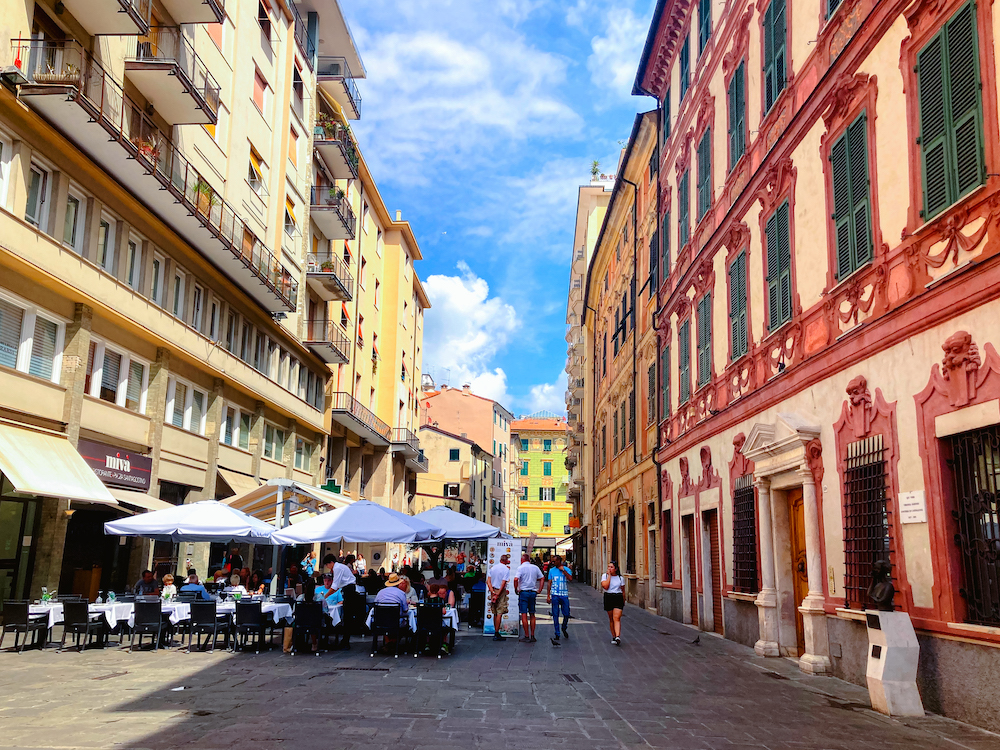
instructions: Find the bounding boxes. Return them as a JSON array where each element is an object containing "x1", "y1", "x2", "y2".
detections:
[
  {"x1": 395, "y1": 210, "x2": 402, "y2": 221},
  {"x1": 462, "y1": 383, "x2": 471, "y2": 393}
]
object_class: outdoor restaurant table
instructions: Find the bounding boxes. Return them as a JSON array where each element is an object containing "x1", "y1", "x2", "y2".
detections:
[
  {"x1": 363, "y1": 606, "x2": 459, "y2": 632},
  {"x1": 124, "y1": 602, "x2": 190, "y2": 627},
  {"x1": 28, "y1": 601, "x2": 188, "y2": 629},
  {"x1": 216, "y1": 600, "x2": 294, "y2": 624}
]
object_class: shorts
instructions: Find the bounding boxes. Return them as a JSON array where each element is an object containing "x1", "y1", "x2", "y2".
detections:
[
  {"x1": 492, "y1": 588, "x2": 509, "y2": 618},
  {"x1": 518, "y1": 590, "x2": 537, "y2": 614},
  {"x1": 603, "y1": 592, "x2": 625, "y2": 612}
]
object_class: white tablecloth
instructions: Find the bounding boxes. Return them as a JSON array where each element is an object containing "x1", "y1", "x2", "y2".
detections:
[
  {"x1": 28, "y1": 603, "x2": 64, "y2": 630},
  {"x1": 126, "y1": 602, "x2": 190, "y2": 628},
  {"x1": 216, "y1": 601, "x2": 294, "y2": 623},
  {"x1": 364, "y1": 606, "x2": 458, "y2": 632},
  {"x1": 28, "y1": 602, "x2": 189, "y2": 629}
]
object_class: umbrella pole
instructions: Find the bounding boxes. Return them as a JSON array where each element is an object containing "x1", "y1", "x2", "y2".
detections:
[{"x1": 269, "y1": 487, "x2": 284, "y2": 596}]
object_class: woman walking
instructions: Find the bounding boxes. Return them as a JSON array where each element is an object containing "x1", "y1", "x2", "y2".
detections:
[{"x1": 601, "y1": 561, "x2": 626, "y2": 645}]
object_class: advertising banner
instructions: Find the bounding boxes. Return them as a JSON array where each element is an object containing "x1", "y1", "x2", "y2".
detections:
[{"x1": 484, "y1": 537, "x2": 521, "y2": 637}]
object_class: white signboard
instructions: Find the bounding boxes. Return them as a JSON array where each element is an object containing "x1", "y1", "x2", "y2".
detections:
[
  {"x1": 899, "y1": 491, "x2": 927, "y2": 524},
  {"x1": 483, "y1": 537, "x2": 521, "y2": 637}
]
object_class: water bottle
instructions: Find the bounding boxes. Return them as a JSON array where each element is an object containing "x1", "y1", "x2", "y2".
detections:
[
  {"x1": 109, "y1": 591, "x2": 117, "y2": 602},
  {"x1": 96, "y1": 593, "x2": 103, "y2": 605}
]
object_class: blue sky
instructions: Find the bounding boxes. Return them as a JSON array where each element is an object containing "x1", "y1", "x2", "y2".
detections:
[{"x1": 341, "y1": 0, "x2": 654, "y2": 415}]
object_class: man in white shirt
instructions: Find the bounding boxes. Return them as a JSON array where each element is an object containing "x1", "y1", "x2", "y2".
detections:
[
  {"x1": 331, "y1": 555, "x2": 357, "y2": 649},
  {"x1": 487, "y1": 554, "x2": 511, "y2": 641},
  {"x1": 513, "y1": 553, "x2": 544, "y2": 643}
]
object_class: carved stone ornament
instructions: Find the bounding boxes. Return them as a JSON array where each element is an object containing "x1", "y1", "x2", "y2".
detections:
[
  {"x1": 941, "y1": 331, "x2": 982, "y2": 407},
  {"x1": 723, "y1": 4, "x2": 754, "y2": 78},
  {"x1": 675, "y1": 131, "x2": 695, "y2": 177},
  {"x1": 759, "y1": 157, "x2": 796, "y2": 213},
  {"x1": 696, "y1": 93, "x2": 715, "y2": 137},
  {"x1": 820, "y1": 73, "x2": 872, "y2": 129},
  {"x1": 722, "y1": 221, "x2": 751, "y2": 254},
  {"x1": 729, "y1": 432, "x2": 754, "y2": 479},
  {"x1": 645, "y1": 0, "x2": 695, "y2": 95},
  {"x1": 806, "y1": 438, "x2": 824, "y2": 484},
  {"x1": 904, "y1": 0, "x2": 952, "y2": 34},
  {"x1": 679, "y1": 456, "x2": 692, "y2": 496},
  {"x1": 845, "y1": 374, "x2": 873, "y2": 438}
]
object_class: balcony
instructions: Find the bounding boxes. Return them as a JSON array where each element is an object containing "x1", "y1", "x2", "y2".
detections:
[
  {"x1": 306, "y1": 250, "x2": 353, "y2": 302},
  {"x1": 160, "y1": 0, "x2": 225, "y2": 24},
  {"x1": 12, "y1": 40, "x2": 297, "y2": 313},
  {"x1": 125, "y1": 27, "x2": 220, "y2": 125},
  {"x1": 314, "y1": 118, "x2": 359, "y2": 180},
  {"x1": 316, "y1": 56, "x2": 362, "y2": 120},
  {"x1": 310, "y1": 186, "x2": 356, "y2": 240},
  {"x1": 58, "y1": 0, "x2": 150, "y2": 35},
  {"x1": 391, "y1": 429, "x2": 430, "y2": 473},
  {"x1": 291, "y1": 1, "x2": 316, "y2": 70},
  {"x1": 303, "y1": 319, "x2": 350, "y2": 365},
  {"x1": 330, "y1": 392, "x2": 391, "y2": 446}
]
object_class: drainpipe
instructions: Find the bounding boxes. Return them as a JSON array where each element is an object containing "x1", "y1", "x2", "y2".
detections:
[{"x1": 621, "y1": 178, "x2": 639, "y2": 468}]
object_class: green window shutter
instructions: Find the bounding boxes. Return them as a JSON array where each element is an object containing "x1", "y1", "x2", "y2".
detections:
[
  {"x1": 649, "y1": 231, "x2": 659, "y2": 291},
  {"x1": 679, "y1": 172, "x2": 690, "y2": 247},
  {"x1": 697, "y1": 129, "x2": 711, "y2": 221},
  {"x1": 777, "y1": 202, "x2": 792, "y2": 324},
  {"x1": 848, "y1": 115, "x2": 873, "y2": 267},
  {"x1": 729, "y1": 251, "x2": 748, "y2": 359},
  {"x1": 699, "y1": 0, "x2": 711, "y2": 54},
  {"x1": 918, "y1": 34, "x2": 949, "y2": 217},
  {"x1": 830, "y1": 130, "x2": 854, "y2": 278},
  {"x1": 660, "y1": 345, "x2": 670, "y2": 416},
  {"x1": 697, "y1": 293, "x2": 712, "y2": 386},
  {"x1": 765, "y1": 212, "x2": 780, "y2": 330},
  {"x1": 662, "y1": 89, "x2": 671, "y2": 143},
  {"x1": 828, "y1": 0, "x2": 843, "y2": 18},
  {"x1": 661, "y1": 211, "x2": 671, "y2": 277},
  {"x1": 763, "y1": 0, "x2": 786, "y2": 112},
  {"x1": 763, "y1": 0, "x2": 775, "y2": 111},
  {"x1": 680, "y1": 36, "x2": 690, "y2": 101},
  {"x1": 613, "y1": 410, "x2": 619, "y2": 453},
  {"x1": 947, "y1": 4, "x2": 984, "y2": 201},
  {"x1": 735, "y1": 63, "x2": 746, "y2": 164},
  {"x1": 679, "y1": 321, "x2": 691, "y2": 403},
  {"x1": 728, "y1": 71, "x2": 738, "y2": 170}
]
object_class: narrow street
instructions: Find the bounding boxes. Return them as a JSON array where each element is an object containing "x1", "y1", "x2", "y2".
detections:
[{"x1": 2, "y1": 584, "x2": 998, "y2": 750}]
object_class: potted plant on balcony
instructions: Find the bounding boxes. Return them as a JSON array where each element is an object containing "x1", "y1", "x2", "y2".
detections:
[
  {"x1": 320, "y1": 260, "x2": 335, "y2": 272},
  {"x1": 37, "y1": 60, "x2": 81, "y2": 85},
  {"x1": 135, "y1": 136, "x2": 160, "y2": 163},
  {"x1": 315, "y1": 112, "x2": 335, "y2": 139},
  {"x1": 193, "y1": 178, "x2": 218, "y2": 217},
  {"x1": 328, "y1": 186, "x2": 345, "y2": 205}
]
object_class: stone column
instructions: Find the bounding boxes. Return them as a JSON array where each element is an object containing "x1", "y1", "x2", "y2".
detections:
[
  {"x1": 283, "y1": 418, "x2": 297, "y2": 479},
  {"x1": 249, "y1": 401, "x2": 265, "y2": 479},
  {"x1": 796, "y1": 467, "x2": 831, "y2": 674},
  {"x1": 754, "y1": 477, "x2": 779, "y2": 657}
]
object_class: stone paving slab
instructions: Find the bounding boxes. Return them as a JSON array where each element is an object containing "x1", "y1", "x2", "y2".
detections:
[{"x1": 1, "y1": 583, "x2": 998, "y2": 749}]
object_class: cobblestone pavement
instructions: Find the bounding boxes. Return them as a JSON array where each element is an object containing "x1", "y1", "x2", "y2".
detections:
[{"x1": 1, "y1": 584, "x2": 999, "y2": 750}]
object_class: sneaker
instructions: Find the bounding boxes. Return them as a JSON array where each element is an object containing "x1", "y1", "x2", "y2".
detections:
[
  {"x1": 562, "y1": 627, "x2": 569, "y2": 639},
  {"x1": 550, "y1": 638, "x2": 561, "y2": 646},
  {"x1": 529, "y1": 636, "x2": 537, "y2": 643},
  {"x1": 493, "y1": 634, "x2": 504, "y2": 641},
  {"x1": 611, "y1": 637, "x2": 617, "y2": 644},
  {"x1": 614, "y1": 637, "x2": 621, "y2": 646}
]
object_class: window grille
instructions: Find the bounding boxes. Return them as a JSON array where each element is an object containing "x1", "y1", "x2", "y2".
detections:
[
  {"x1": 662, "y1": 509, "x2": 673, "y2": 581},
  {"x1": 843, "y1": 434, "x2": 892, "y2": 609},
  {"x1": 732, "y1": 473, "x2": 758, "y2": 593},
  {"x1": 626, "y1": 505, "x2": 636, "y2": 574}
]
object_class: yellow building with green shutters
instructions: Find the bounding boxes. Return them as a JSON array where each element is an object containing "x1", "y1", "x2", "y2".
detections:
[{"x1": 512, "y1": 415, "x2": 571, "y2": 551}]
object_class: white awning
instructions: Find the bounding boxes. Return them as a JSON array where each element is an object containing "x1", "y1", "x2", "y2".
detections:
[
  {"x1": 108, "y1": 487, "x2": 174, "y2": 513},
  {"x1": 222, "y1": 478, "x2": 351, "y2": 522},
  {"x1": 217, "y1": 469, "x2": 261, "y2": 498},
  {"x1": 0, "y1": 422, "x2": 117, "y2": 506}
]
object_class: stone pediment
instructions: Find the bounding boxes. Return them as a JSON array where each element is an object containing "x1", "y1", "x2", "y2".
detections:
[{"x1": 743, "y1": 413, "x2": 821, "y2": 464}]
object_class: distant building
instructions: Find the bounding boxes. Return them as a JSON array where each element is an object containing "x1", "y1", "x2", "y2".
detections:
[
  {"x1": 413, "y1": 425, "x2": 490, "y2": 518},
  {"x1": 512, "y1": 416, "x2": 571, "y2": 551}
]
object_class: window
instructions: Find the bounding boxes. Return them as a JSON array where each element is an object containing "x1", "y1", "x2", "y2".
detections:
[
  {"x1": 288, "y1": 127, "x2": 298, "y2": 168},
  {"x1": 613, "y1": 409, "x2": 619, "y2": 455},
  {"x1": 0, "y1": 136, "x2": 10, "y2": 208},
  {"x1": 831, "y1": 113, "x2": 873, "y2": 279},
  {"x1": 542, "y1": 512, "x2": 552, "y2": 528},
  {"x1": 678, "y1": 320, "x2": 691, "y2": 404},
  {"x1": 662, "y1": 509, "x2": 674, "y2": 581},
  {"x1": 828, "y1": 0, "x2": 844, "y2": 16},
  {"x1": 649, "y1": 230, "x2": 659, "y2": 291},
  {"x1": 284, "y1": 198, "x2": 297, "y2": 237},
  {"x1": 126, "y1": 237, "x2": 140, "y2": 289},
  {"x1": 252, "y1": 68, "x2": 268, "y2": 114},
  {"x1": 519, "y1": 512, "x2": 528, "y2": 527},
  {"x1": 661, "y1": 210, "x2": 670, "y2": 279},
  {"x1": 295, "y1": 439, "x2": 312, "y2": 470},
  {"x1": 172, "y1": 273, "x2": 185, "y2": 317},
  {"x1": 620, "y1": 400, "x2": 627, "y2": 451},
  {"x1": 661, "y1": 89, "x2": 671, "y2": 144},
  {"x1": 732, "y1": 473, "x2": 758, "y2": 593},
  {"x1": 0, "y1": 295, "x2": 64, "y2": 384},
  {"x1": 626, "y1": 506, "x2": 636, "y2": 574},
  {"x1": 264, "y1": 423, "x2": 286, "y2": 460},
  {"x1": 248, "y1": 146, "x2": 266, "y2": 195},
  {"x1": 762, "y1": 0, "x2": 787, "y2": 113},
  {"x1": 521, "y1": 439, "x2": 529, "y2": 451},
  {"x1": 99, "y1": 349, "x2": 122, "y2": 403},
  {"x1": 729, "y1": 251, "x2": 748, "y2": 360},
  {"x1": 521, "y1": 461, "x2": 528, "y2": 476},
  {"x1": 239, "y1": 412, "x2": 251, "y2": 450},
  {"x1": 543, "y1": 461, "x2": 552, "y2": 477},
  {"x1": 374, "y1": 279, "x2": 380, "y2": 309},
  {"x1": 601, "y1": 425, "x2": 607, "y2": 468},
  {"x1": 660, "y1": 346, "x2": 670, "y2": 417},
  {"x1": 543, "y1": 439, "x2": 552, "y2": 452},
  {"x1": 540, "y1": 488, "x2": 555, "y2": 502},
  {"x1": 678, "y1": 170, "x2": 690, "y2": 248},
  {"x1": 697, "y1": 293, "x2": 712, "y2": 388},
  {"x1": 257, "y1": 2, "x2": 272, "y2": 41},
  {"x1": 728, "y1": 62, "x2": 746, "y2": 170},
  {"x1": 360, "y1": 257, "x2": 367, "y2": 289},
  {"x1": 449, "y1": 448, "x2": 460, "y2": 462},
  {"x1": 917, "y1": 4, "x2": 984, "y2": 219},
  {"x1": 191, "y1": 286, "x2": 204, "y2": 332},
  {"x1": 698, "y1": 0, "x2": 712, "y2": 54},
  {"x1": 63, "y1": 191, "x2": 83, "y2": 252},
  {"x1": 697, "y1": 129, "x2": 712, "y2": 221},
  {"x1": 679, "y1": 35, "x2": 690, "y2": 102},
  {"x1": 25, "y1": 164, "x2": 49, "y2": 228},
  {"x1": 240, "y1": 322, "x2": 252, "y2": 362},
  {"x1": 647, "y1": 363, "x2": 656, "y2": 425},
  {"x1": 221, "y1": 406, "x2": 236, "y2": 446},
  {"x1": 209, "y1": 302, "x2": 219, "y2": 340},
  {"x1": 843, "y1": 435, "x2": 891, "y2": 610},
  {"x1": 151, "y1": 255, "x2": 164, "y2": 305},
  {"x1": 167, "y1": 378, "x2": 206, "y2": 434},
  {"x1": 444, "y1": 483, "x2": 460, "y2": 498},
  {"x1": 765, "y1": 201, "x2": 792, "y2": 331}
]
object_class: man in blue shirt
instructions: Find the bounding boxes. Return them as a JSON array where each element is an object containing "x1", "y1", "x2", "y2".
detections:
[
  {"x1": 178, "y1": 569, "x2": 212, "y2": 600},
  {"x1": 546, "y1": 556, "x2": 572, "y2": 645}
]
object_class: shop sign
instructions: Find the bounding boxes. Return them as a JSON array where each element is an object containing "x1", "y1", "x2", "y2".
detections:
[{"x1": 77, "y1": 438, "x2": 152, "y2": 491}]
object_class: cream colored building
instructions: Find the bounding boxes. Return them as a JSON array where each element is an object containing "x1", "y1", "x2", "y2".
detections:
[
  {"x1": 0, "y1": 0, "x2": 428, "y2": 602},
  {"x1": 413, "y1": 425, "x2": 489, "y2": 516}
]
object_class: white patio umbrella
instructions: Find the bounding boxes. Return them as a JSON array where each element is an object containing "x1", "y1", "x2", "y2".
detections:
[
  {"x1": 104, "y1": 500, "x2": 276, "y2": 543},
  {"x1": 270, "y1": 500, "x2": 445, "y2": 545},
  {"x1": 413, "y1": 505, "x2": 505, "y2": 541}
]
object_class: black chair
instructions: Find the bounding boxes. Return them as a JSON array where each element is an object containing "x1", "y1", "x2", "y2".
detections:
[
  {"x1": 468, "y1": 590, "x2": 486, "y2": 628},
  {"x1": 60, "y1": 601, "x2": 107, "y2": 651},
  {"x1": 1, "y1": 601, "x2": 48, "y2": 653},
  {"x1": 112, "y1": 593, "x2": 136, "y2": 603},
  {"x1": 291, "y1": 601, "x2": 324, "y2": 655},
  {"x1": 187, "y1": 601, "x2": 228, "y2": 652},
  {"x1": 369, "y1": 604, "x2": 403, "y2": 658},
  {"x1": 343, "y1": 590, "x2": 367, "y2": 636},
  {"x1": 129, "y1": 600, "x2": 163, "y2": 651},
  {"x1": 175, "y1": 590, "x2": 200, "y2": 603},
  {"x1": 234, "y1": 601, "x2": 270, "y2": 653},
  {"x1": 414, "y1": 602, "x2": 450, "y2": 658}
]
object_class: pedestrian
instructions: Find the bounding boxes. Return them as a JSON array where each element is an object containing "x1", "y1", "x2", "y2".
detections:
[
  {"x1": 546, "y1": 555, "x2": 572, "y2": 646},
  {"x1": 513, "y1": 553, "x2": 543, "y2": 643},
  {"x1": 331, "y1": 554, "x2": 357, "y2": 650},
  {"x1": 487, "y1": 553, "x2": 511, "y2": 641},
  {"x1": 602, "y1": 561, "x2": 626, "y2": 645}
]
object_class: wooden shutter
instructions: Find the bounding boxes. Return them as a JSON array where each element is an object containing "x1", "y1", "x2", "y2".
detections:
[
  {"x1": 948, "y1": 4, "x2": 983, "y2": 200},
  {"x1": 647, "y1": 364, "x2": 656, "y2": 424},
  {"x1": 661, "y1": 345, "x2": 670, "y2": 416},
  {"x1": 662, "y1": 89, "x2": 671, "y2": 143},
  {"x1": 680, "y1": 36, "x2": 690, "y2": 100},
  {"x1": 613, "y1": 410, "x2": 619, "y2": 454},
  {"x1": 765, "y1": 212, "x2": 780, "y2": 330},
  {"x1": 661, "y1": 211, "x2": 671, "y2": 277},
  {"x1": 698, "y1": 129, "x2": 711, "y2": 221},
  {"x1": 777, "y1": 202, "x2": 792, "y2": 324},
  {"x1": 763, "y1": 0, "x2": 775, "y2": 110},
  {"x1": 679, "y1": 321, "x2": 691, "y2": 403},
  {"x1": 698, "y1": 293, "x2": 712, "y2": 386},
  {"x1": 728, "y1": 72, "x2": 738, "y2": 169},
  {"x1": 918, "y1": 33, "x2": 949, "y2": 217},
  {"x1": 729, "y1": 252, "x2": 747, "y2": 359},
  {"x1": 732, "y1": 63, "x2": 746, "y2": 166},
  {"x1": 649, "y1": 230, "x2": 659, "y2": 290},
  {"x1": 699, "y1": 0, "x2": 711, "y2": 53},
  {"x1": 679, "y1": 172, "x2": 690, "y2": 247},
  {"x1": 848, "y1": 116, "x2": 872, "y2": 267},
  {"x1": 831, "y1": 127, "x2": 853, "y2": 278},
  {"x1": 763, "y1": 0, "x2": 786, "y2": 112}
]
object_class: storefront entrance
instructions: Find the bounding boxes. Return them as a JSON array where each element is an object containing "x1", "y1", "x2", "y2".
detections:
[
  {"x1": 787, "y1": 488, "x2": 808, "y2": 656},
  {"x1": 0, "y1": 496, "x2": 40, "y2": 609}
]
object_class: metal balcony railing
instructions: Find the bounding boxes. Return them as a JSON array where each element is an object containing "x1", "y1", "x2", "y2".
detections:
[
  {"x1": 306, "y1": 249, "x2": 354, "y2": 289},
  {"x1": 305, "y1": 318, "x2": 350, "y2": 356},
  {"x1": 291, "y1": 1, "x2": 316, "y2": 69},
  {"x1": 316, "y1": 56, "x2": 362, "y2": 116},
  {"x1": 310, "y1": 185, "x2": 357, "y2": 235},
  {"x1": 126, "y1": 26, "x2": 221, "y2": 119},
  {"x1": 11, "y1": 39, "x2": 298, "y2": 311},
  {"x1": 330, "y1": 392, "x2": 391, "y2": 442},
  {"x1": 391, "y1": 427, "x2": 420, "y2": 453},
  {"x1": 314, "y1": 118, "x2": 359, "y2": 175},
  {"x1": 413, "y1": 452, "x2": 429, "y2": 471}
]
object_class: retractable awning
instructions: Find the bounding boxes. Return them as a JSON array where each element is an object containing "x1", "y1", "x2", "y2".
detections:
[
  {"x1": 217, "y1": 469, "x2": 261, "y2": 498},
  {"x1": 221, "y1": 478, "x2": 350, "y2": 523},
  {"x1": 0, "y1": 422, "x2": 117, "y2": 506},
  {"x1": 108, "y1": 487, "x2": 174, "y2": 513}
]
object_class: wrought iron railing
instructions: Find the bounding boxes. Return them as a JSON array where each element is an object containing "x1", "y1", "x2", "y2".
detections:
[
  {"x1": 413, "y1": 452, "x2": 429, "y2": 471},
  {"x1": 118, "y1": 0, "x2": 152, "y2": 30},
  {"x1": 316, "y1": 56, "x2": 362, "y2": 116},
  {"x1": 304, "y1": 319, "x2": 350, "y2": 359},
  {"x1": 291, "y1": 0, "x2": 316, "y2": 69},
  {"x1": 310, "y1": 185, "x2": 357, "y2": 236},
  {"x1": 306, "y1": 249, "x2": 353, "y2": 289},
  {"x1": 330, "y1": 392, "x2": 391, "y2": 441},
  {"x1": 314, "y1": 119, "x2": 359, "y2": 174},
  {"x1": 391, "y1": 427, "x2": 420, "y2": 453},
  {"x1": 11, "y1": 40, "x2": 298, "y2": 311},
  {"x1": 126, "y1": 26, "x2": 221, "y2": 119}
]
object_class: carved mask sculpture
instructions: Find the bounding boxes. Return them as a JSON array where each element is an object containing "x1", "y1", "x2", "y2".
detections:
[
  {"x1": 846, "y1": 375, "x2": 872, "y2": 438},
  {"x1": 941, "y1": 331, "x2": 981, "y2": 407},
  {"x1": 679, "y1": 457, "x2": 690, "y2": 494}
]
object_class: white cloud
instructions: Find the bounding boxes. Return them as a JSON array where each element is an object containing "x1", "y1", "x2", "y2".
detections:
[
  {"x1": 587, "y1": 5, "x2": 648, "y2": 101},
  {"x1": 523, "y1": 371, "x2": 569, "y2": 416},
  {"x1": 422, "y1": 262, "x2": 519, "y2": 406}
]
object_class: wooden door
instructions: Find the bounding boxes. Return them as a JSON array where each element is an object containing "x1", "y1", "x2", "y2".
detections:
[
  {"x1": 683, "y1": 515, "x2": 697, "y2": 625},
  {"x1": 707, "y1": 509, "x2": 723, "y2": 634},
  {"x1": 788, "y1": 488, "x2": 808, "y2": 656}
]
